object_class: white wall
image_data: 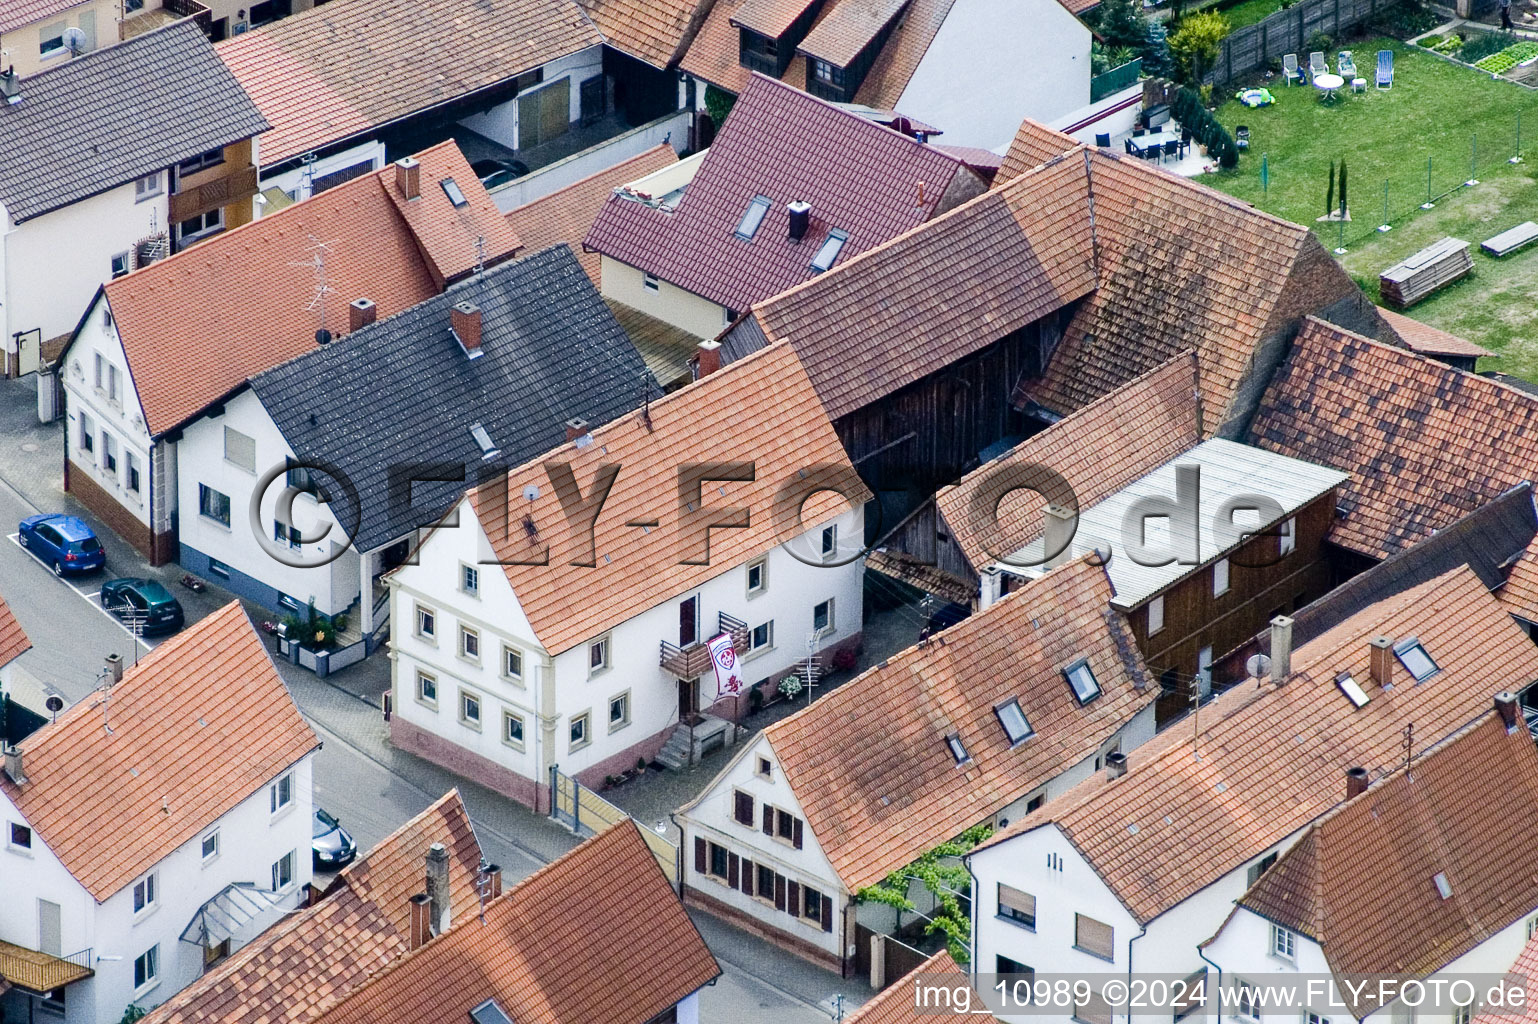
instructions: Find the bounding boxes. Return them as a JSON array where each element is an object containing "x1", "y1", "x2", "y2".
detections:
[
  {"x1": 458, "y1": 46, "x2": 606, "y2": 151},
  {"x1": 63, "y1": 294, "x2": 155, "y2": 529},
  {"x1": 488, "y1": 110, "x2": 691, "y2": 212},
  {"x1": 894, "y1": 0, "x2": 1092, "y2": 152},
  {"x1": 256, "y1": 141, "x2": 385, "y2": 205},
  {"x1": 599, "y1": 255, "x2": 733, "y2": 340},
  {"x1": 2, "y1": 180, "x2": 168, "y2": 364},
  {"x1": 0, "y1": 753, "x2": 314, "y2": 1024}
]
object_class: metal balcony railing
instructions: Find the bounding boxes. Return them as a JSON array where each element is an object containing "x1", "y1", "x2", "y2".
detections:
[{"x1": 0, "y1": 942, "x2": 93, "y2": 993}]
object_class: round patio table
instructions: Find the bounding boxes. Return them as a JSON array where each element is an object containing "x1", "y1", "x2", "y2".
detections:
[{"x1": 1313, "y1": 73, "x2": 1345, "y2": 101}]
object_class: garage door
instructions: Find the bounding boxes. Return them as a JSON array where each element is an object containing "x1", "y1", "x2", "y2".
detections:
[{"x1": 518, "y1": 77, "x2": 570, "y2": 150}]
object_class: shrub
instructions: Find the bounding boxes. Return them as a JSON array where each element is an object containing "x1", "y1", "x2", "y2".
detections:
[
  {"x1": 1098, "y1": 0, "x2": 1153, "y2": 48},
  {"x1": 1168, "y1": 10, "x2": 1231, "y2": 81},
  {"x1": 332, "y1": 613, "x2": 349, "y2": 633},
  {"x1": 1143, "y1": 20, "x2": 1173, "y2": 77},
  {"x1": 1305, "y1": 29, "x2": 1334, "y2": 53},
  {"x1": 1374, "y1": 0, "x2": 1440, "y2": 37},
  {"x1": 703, "y1": 85, "x2": 736, "y2": 128}
]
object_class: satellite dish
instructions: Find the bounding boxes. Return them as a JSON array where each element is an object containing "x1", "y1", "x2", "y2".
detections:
[
  {"x1": 1246, "y1": 653, "x2": 1272, "y2": 679},
  {"x1": 522, "y1": 484, "x2": 540, "y2": 502},
  {"x1": 61, "y1": 27, "x2": 86, "y2": 53},
  {"x1": 45, "y1": 695, "x2": 64, "y2": 713}
]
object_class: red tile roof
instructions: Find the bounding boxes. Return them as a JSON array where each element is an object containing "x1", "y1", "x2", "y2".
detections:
[
  {"x1": 1249, "y1": 317, "x2": 1538, "y2": 560},
  {"x1": 578, "y1": 0, "x2": 714, "y2": 68},
  {"x1": 0, "y1": 595, "x2": 31, "y2": 670},
  {"x1": 1232, "y1": 714, "x2": 1538, "y2": 1011},
  {"x1": 0, "y1": 0, "x2": 79, "y2": 32},
  {"x1": 750, "y1": 556, "x2": 1154, "y2": 892},
  {"x1": 585, "y1": 74, "x2": 978, "y2": 313},
  {"x1": 850, "y1": 0, "x2": 959, "y2": 108},
  {"x1": 217, "y1": 0, "x2": 602, "y2": 166},
  {"x1": 1378, "y1": 306, "x2": 1494, "y2": 359},
  {"x1": 506, "y1": 144, "x2": 678, "y2": 284},
  {"x1": 139, "y1": 791, "x2": 483, "y2": 1024},
  {"x1": 996, "y1": 118, "x2": 1078, "y2": 181},
  {"x1": 313, "y1": 821, "x2": 719, "y2": 1024},
  {"x1": 0, "y1": 603, "x2": 318, "y2": 901},
  {"x1": 98, "y1": 142, "x2": 519, "y2": 437},
  {"x1": 799, "y1": 0, "x2": 910, "y2": 66},
  {"x1": 980, "y1": 566, "x2": 1538, "y2": 924},
  {"x1": 732, "y1": 0, "x2": 819, "y2": 38},
  {"x1": 1476, "y1": 929, "x2": 1538, "y2": 1024},
  {"x1": 846, "y1": 952, "x2": 977, "y2": 1023}
]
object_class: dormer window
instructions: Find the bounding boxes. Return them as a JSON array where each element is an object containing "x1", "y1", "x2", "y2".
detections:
[
  {"x1": 995, "y1": 699, "x2": 1034, "y2": 745},
  {"x1": 440, "y1": 178, "x2": 468, "y2": 207},
  {"x1": 735, "y1": 196, "x2": 772, "y2": 240},
  {"x1": 1064, "y1": 658, "x2": 1101, "y2": 704},
  {"x1": 810, "y1": 229, "x2": 848, "y2": 273},
  {"x1": 1394, "y1": 638, "x2": 1439, "y2": 682},
  {"x1": 945, "y1": 732, "x2": 969, "y2": 764}
]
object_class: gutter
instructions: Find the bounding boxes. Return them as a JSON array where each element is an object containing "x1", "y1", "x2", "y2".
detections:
[{"x1": 1198, "y1": 942, "x2": 1224, "y2": 1017}]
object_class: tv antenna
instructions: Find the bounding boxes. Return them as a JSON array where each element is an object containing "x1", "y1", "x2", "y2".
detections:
[{"x1": 289, "y1": 236, "x2": 339, "y2": 339}]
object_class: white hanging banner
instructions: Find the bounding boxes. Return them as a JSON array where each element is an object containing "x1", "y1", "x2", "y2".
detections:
[{"x1": 707, "y1": 632, "x2": 744, "y2": 699}]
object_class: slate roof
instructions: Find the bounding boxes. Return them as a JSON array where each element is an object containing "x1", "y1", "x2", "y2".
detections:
[
  {"x1": 845, "y1": 952, "x2": 977, "y2": 1023},
  {"x1": 216, "y1": 0, "x2": 602, "y2": 166},
  {"x1": 578, "y1": 0, "x2": 714, "y2": 67},
  {"x1": 1231, "y1": 713, "x2": 1538, "y2": 1012},
  {"x1": 250, "y1": 245, "x2": 654, "y2": 552},
  {"x1": 0, "y1": 603, "x2": 319, "y2": 902},
  {"x1": 0, "y1": 22, "x2": 268, "y2": 222},
  {"x1": 139, "y1": 791, "x2": 483, "y2": 1024},
  {"x1": 1378, "y1": 307, "x2": 1493, "y2": 359},
  {"x1": 976, "y1": 566, "x2": 1538, "y2": 924},
  {"x1": 585, "y1": 74, "x2": 979, "y2": 314},
  {"x1": 312, "y1": 821, "x2": 720, "y2": 1024},
  {"x1": 506, "y1": 144, "x2": 678, "y2": 284},
  {"x1": 935, "y1": 353, "x2": 1200, "y2": 577},
  {"x1": 95, "y1": 141, "x2": 519, "y2": 438},
  {"x1": 1248, "y1": 317, "x2": 1538, "y2": 560},
  {"x1": 996, "y1": 117, "x2": 1078, "y2": 181},
  {"x1": 745, "y1": 556, "x2": 1155, "y2": 893},
  {"x1": 466, "y1": 340, "x2": 864, "y2": 655},
  {"x1": 0, "y1": 595, "x2": 31, "y2": 670}
]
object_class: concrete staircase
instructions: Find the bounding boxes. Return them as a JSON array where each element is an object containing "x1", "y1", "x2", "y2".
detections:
[{"x1": 656, "y1": 715, "x2": 732, "y2": 770}]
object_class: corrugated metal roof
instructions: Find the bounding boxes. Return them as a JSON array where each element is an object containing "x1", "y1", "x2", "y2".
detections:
[{"x1": 1001, "y1": 438, "x2": 1349, "y2": 608}]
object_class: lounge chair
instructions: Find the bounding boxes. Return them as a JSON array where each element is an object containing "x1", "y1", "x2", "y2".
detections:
[
  {"x1": 1309, "y1": 51, "x2": 1328, "y2": 79},
  {"x1": 1376, "y1": 49, "x2": 1394, "y2": 89},
  {"x1": 1338, "y1": 50, "x2": 1356, "y2": 77},
  {"x1": 1282, "y1": 53, "x2": 1303, "y2": 85}
]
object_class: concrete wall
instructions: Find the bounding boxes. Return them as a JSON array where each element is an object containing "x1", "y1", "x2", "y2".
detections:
[
  {"x1": 257, "y1": 141, "x2": 386, "y2": 202},
  {"x1": 893, "y1": 0, "x2": 1092, "y2": 152},
  {"x1": 1049, "y1": 83, "x2": 1144, "y2": 144},
  {"x1": 488, "y1": 110, "x2": 691, "y2": 212},
  {"x1": 600, "y1": 255, "x2": 732, "y2": 340}
]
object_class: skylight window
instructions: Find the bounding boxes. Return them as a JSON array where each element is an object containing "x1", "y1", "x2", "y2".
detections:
[
  {"x1": 735, "y1": 195, "x2": 772, "y2": 240},
  {"x1": 469, "y1": 422, "x2": 500, "y2": 461},
  {"x1": 1394, "y1": 638, "x2": 1439, "y2": 682},
  {"x1": 995, "y1": 699, "x2": 1034, "y2": 745},
  {"x1": 945, "y1": 732, "x2": 969, "y2": 764},
  {"x1": 1433, "y1": 872, "x2": 1453, "y2": 900},
  {"x1": 469, "y1": 999, "x2": 515, "y2": 1024},
  {"x1": 1064, "y1": 658, "x2": 1101, "y2": 704},
  {"x1": 1335, "y1": 672, "x2": 1370, "y2": 708},
  {"x1": 441, "y1": 178, "x2": 468, "y2": 207},
  {"x1": 810, "y1": 229, "x2": 849, "y2": 273}
]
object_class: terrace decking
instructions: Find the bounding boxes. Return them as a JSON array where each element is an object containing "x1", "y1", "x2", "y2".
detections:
[{"x1": 0, "y1": 940, "x2": 93, "y2": 993}]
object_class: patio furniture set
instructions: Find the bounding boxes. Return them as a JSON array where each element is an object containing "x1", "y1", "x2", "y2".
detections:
[{"x1": 1282, "y1": 49, "x2": 1394, "y2": 99}]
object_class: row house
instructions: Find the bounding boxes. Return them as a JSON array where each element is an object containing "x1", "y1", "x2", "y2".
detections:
[
  {"x1": 1203, "y1": 710, "x2": 1538, "y2": 1024},
  {"x1": 0, "y1": 21, "x2": 266, "y2": 376},
  {"x1": 677, "y1": 556, "x2": 1158, "y2": 976},
  {"x1": 388, "y1": 341, "x2": 868, "y2": 809},
  {"x1": 967, "y1": 565, "x2": 1538, "y2": 1024},
  {"x1": 583, "y1": 74, "x2": 987, "y2": 340},
  {"x1": 173, "y1": 244, "x2": 650, "y2": 635},
  {"x1": 0, "y1": 603, "x2": 319, "y2": 1024},
  {"x1": 58, "y1": 143, "x2": 519, "y2": 566}
]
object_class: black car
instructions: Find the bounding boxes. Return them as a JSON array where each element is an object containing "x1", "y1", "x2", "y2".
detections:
[
  {"x1": 312, "y1": 807, "x2": 357, "y2": 870},
  {"x1": 100, "y1": 578, "x2": 184, "y2": 635},
  {"x1": 470, "y1": 157, "x2": 529, "y2": 189}
]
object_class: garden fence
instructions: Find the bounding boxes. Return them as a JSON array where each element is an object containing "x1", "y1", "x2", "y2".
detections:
[{"x1": 1203, "y1": 0, "x2": 1387, "y2": 85}]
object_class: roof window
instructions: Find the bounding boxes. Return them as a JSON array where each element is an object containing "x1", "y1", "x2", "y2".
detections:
[
  {"x1": 441, "y1": 178, "x2": 468, "y2": 207},
  {"x1": 945, "y1": 732, "x2": 969, "y2": 764},
  {"x1": 1335, "y1": 672, "x2": 1370, "y2": 708},
  {"x1": 995, "y1": 699, "x2": 1034, "y2": 745},
  {"x1": 1064, "y1": 658, "x2": 1101, "y2": 704},
  {"x1": 1432, "y1": 872, "x2": 1452, "y2": 900},
  {"x1": 469, "y1": 422, "x2": 500, "y2": 461},
  {"x1": 469, "y1": 1000, "x2": 515, "y2": 1024},
  {"x1": 1394, "y1": 638, "x2": 1439, "y2": 682},
  {"x1": 810, "y1": 229, "x2": 848, "y2": 273},
  {"x1": 735, "y1": 196, "x2": 772, "y2": 240}
]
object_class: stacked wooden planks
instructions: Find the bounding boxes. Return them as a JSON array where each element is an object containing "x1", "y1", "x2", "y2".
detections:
[
  {"x1": 1481, "y1": 221, "x2": 1538, "y2": 258},
  {"x1": 1379, "y1": 238, "x2": 1473, "y2": 307}
]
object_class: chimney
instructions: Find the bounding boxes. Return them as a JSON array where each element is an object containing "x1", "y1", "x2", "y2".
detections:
[
  {"x1": 450, "y1": 301, "x2": 482, "y2": 356},
  {"x1": 349, "y1": 297, "x2": 376, "y2": 333},
  {"x1": 485, "y1": 863, "x2": 503, "y2": 899},
  {"x1": 564, "y1": 417, "x2": 590, "y2": 443},
  {"x1": 425, "y1": 842, "x2": 451, "y2": 935},
  {"x1": 394, "y1": 157, "x2": 421, "y2": 200},
  {"x1": 1104, "y1": 750, "x2": 1128, "y2": 780},
  {"x1": 407, "y1": 893, "x2": 432, "y2": 949},
  {"x1": 1369, "y1": 636, "x2": 1394, "y2": 689},
  {"x1": 696, "y1": 340, "x2": 722, "y2": 378},
  {"x1": 787, "y1": 201, "x2": 811, "y2": 241},
  {"x1": 3, "y1": 745, "x2": 24, "y2": 785},
  {"x1": 1345, "y1": 766, "x2": 1370, "y2": 799},
  {"x1": 1, "y1": 68, "x2": 19, "y2": 105},
  {"x1": 1042, "y1": 503, "x2": 1076, "y2": 568},
  {"x1": 1496, "y1": 691, "x2": 1521, "y2": 732},
  {"x1": 1270, "y1": 615, "x2": 1294, "y2": 683},
  {"x1": 105, "y1": 652, "x2": 123, "y2": 685}
]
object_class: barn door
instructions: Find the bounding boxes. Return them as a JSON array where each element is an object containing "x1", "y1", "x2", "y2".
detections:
[{"x1": 518, "y1": 77, "x2": 570, "y2": 149}]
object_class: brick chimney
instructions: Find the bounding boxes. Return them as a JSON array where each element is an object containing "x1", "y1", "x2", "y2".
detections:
[
  {"x1": 395, "y1": 157, "x2": 421, "y2": 201},
  {"x1": 1270, "y1": 615, "x2": 1294, "y2": 683},
  {"x1": 1345, "y1": 766, "x2": 1369, "y2": 799},
  {"x1": 1104, "y1": 750, "x2": 1128, "y2": 780},
  {"x1": 564, "y1": 418, "x2": 590, "y2": 443},
  {"x1": 451, "y1": 301, "x2": 482, "y2": 356},
  {"x1": 425, "y1": 842, "x2": 451, "y2": 935},
  {"x1": 1369, "y1": 636, "x2": 1394, "y2": 689},
  {"x1": 1496, "y1": 691, "x2": 1521, "y2": 732},
  {"x1": 349, "y1": 298, "x2": 376, "y2": 333},
  {"x1": 1042, "y1": 504, "x2": 1077, "y2": 568},
  {"x1": 3, "y1": 745, "x2": 24, "y2": 786},
  {"x1": 407, "y1": 893, "x2": 431, "y2": 949},
  {"x1": 696, "y1": 340, "x2": 722, "y2": 378}
]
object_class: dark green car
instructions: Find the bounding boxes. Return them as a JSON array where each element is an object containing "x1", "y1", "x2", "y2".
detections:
[{"x1": 100, "y1": 578, "x2": 185, "y2": 636}]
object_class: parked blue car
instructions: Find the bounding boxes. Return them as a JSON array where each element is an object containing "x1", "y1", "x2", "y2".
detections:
[{"x1": 18, "y1": 514, "x2": 105, "y2": 576}]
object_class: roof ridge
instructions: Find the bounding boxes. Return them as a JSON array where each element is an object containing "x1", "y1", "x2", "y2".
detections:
[
  {"x1": 14, "y1": 18, "x2": 193, "y2": 80},
  {"x1": 742, "y1": 72, "x2": 971, "y2": 163},
  {"x1": 337, "y1": 788, "x2": 470, "y2": 888},
  {"x1": 1302, "y1": 314, "x2": 1534, "y2": 402},
  {"x1": 1087, "y1": 148, "x2": 1310, "y2": 239}
]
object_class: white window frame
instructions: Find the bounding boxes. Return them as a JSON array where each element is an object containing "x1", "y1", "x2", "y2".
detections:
[
  {"x1": 132, "y1": 872, "x2": 156, "y2": 915},
  {"x1": 608, "y1": 691, "x2": 631, "y2": 732},
  {"x1": 8, "y1": 821, "x2": 32, "y2": 852},
  {"x1": 415, "y1": 604, "x2": 437, "y2": 641},
  {"x1": 820, "y1": 524, "x2": 837, "y2": 559},
  {"x1": 459, "y1": 624, "x2": 480, "y2": 662},
  {"x1": 132, "y1": 944, "x2": 159, "y2": 994},
  {"x1": 269, "y1": 772, "x2": 293, "y2": 815},
  {"x1": 223, "y1": 426, "x2": 256, "y2": 473},
  {"x1": 459, "y1": 689, "x2": 482, "y2": 729},
  {"x1": 134, "y1": 171, "x2": 162, "y2": 201},
  {"x1": 270, "y1": 850, "x2": 295, "y2": 892},
  {"x1": 588, "y1": 634, "x2": 611, "y2": 676},
  {"x1": 748, "y1": 620, "x2": 773, "y2": 654},
  {"x1": 1213, "y1": 557, "x2": 1230, "y2": 596},
  {"x1": 416, "y1": 670, "x2": 438, "y2": 707},
  {"x1": 111, "y1": 251, "x2": 132, "y2": 279},
  {"x1": 502, "y1": 644, "x2": 524, "y2": 682},
  {"x1": 1270, "y1": 922, "x2": 1296, "y2": 961},
  {"x1": 569, "y1": 711, "x2": 591, "y2": 751},
  {"x1": 502, "y1": 710, "x2": 525, "y2": 750},
  {"x1": 200, "y1": 829, "x2": 220, "y2": 862},
  {"x1": 461, "y1": 563, "x2": 479, "y2": 596},
  {"x1": 642, "y1": 271, "x2": 660, "y2": 291},
  {"x1": 746, "y1": 558, "x2": 767, "y2": 596},
  {"x1": 813, "y1": 598, "x2": 835, "y2": 635}
]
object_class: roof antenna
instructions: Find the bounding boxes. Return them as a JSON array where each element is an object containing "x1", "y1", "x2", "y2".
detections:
[
  {"x1": 475, "y1": 857, "x2": 493, "y2": 923},
  {"x1": 1190, "y1": 675, "x2": 1201, "y2": 762},
  {"x1": 473, "y1": 234, "x2": 487, "y2": 305},
  {"x1": 1403, "y1": 721, "x2": 1415, "y2": 780},
  {"x1": 289, "y1": 235, "x2": 339, "y2": 342},
  {"x1": 640, "y1": 372, "x2": 653, "y2": 431}
]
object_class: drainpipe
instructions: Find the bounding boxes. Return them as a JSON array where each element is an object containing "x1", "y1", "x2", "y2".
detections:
[
  {"x1": 1198, "y1": 943, "x2": 1225, "y2": 1018},
  {"x1": 1127, "y1": 920, "x2": 1149, "y2": 1021},
  {"x1": 964, "y1": 853, "x2": 981, "y2": 987},
  {"x1": 537, "y1": 653, "x2": 557, "y2": 813}
]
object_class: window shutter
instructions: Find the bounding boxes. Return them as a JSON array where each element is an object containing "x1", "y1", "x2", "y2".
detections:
[
  {"x1": 787, "y1": 880, "x2": 801, "y2": 916},
  {"x1": 793, "y1": 817, "x2": 804, "y2": 849},
  {"x1": 728, "y1": 854, "x2": 739, "y2": 888},
  {"x1": 821, "y1": 891, "x2": 834, "y2": 931},
  {"x1": 999, "y1": 884, "x2": 1037, "y2": 920},
  {"x1": 734, "y1": 791, "x2": 754, "y2": 826},
  {"x1": 1075, "y1": 913, "x2": 1115, "y2": 959},
  {"x1": 762, "y1": 804, "x2": 774, "y2": 835},
  {"x1": 694, "y1": 836, "x2": 707, "y2": 874},
  {"x1": 740, "y1": 858, "x2": 754, "y2": 896},
  {"x1": 774, "y1": 874, "x2": 787, "y2": 911}
]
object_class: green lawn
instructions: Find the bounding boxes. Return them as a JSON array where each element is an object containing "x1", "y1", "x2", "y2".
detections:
[
  {"x1": 1220, "y1": 0, "x2": 1285, "y2": 28},
  {"x1": 1204, "y1": 38, "x2": 1538, "y2": 379}
]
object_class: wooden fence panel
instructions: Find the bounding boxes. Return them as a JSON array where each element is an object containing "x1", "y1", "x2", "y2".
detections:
[{"x1": 1206, "y1": 0, "x2": 1383, "y2": 85}]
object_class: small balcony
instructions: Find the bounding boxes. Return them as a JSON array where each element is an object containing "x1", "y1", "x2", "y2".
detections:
[
  {"x1": 0, "y1": 941, "x2": 93, "y2": 993},
  {"x1": 168, "y1": 164, "x2": 259, "y2": 225},
  {"x1": 162, "y1": 0, "x2": 214, "y2": 35},
  {"x1": 660, "y1": 613, "x2": 750, "y2": 679}
]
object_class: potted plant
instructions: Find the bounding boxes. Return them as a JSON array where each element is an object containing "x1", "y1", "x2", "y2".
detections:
[
  {"x1": 779, "y1": 675, "x2": 804, "y2": 700},
  {"x1": 635, "y1": 756, "x2": 648, "y2": 775}
]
